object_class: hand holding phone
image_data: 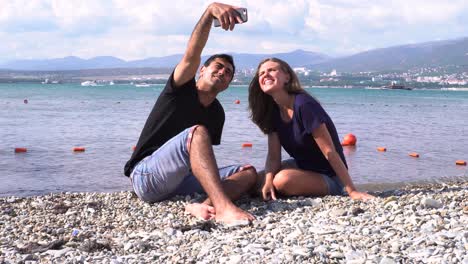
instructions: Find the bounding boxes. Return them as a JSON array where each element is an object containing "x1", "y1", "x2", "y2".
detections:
[{"x1": 213, "y1": 8, "x2": 248, "y2": 27}]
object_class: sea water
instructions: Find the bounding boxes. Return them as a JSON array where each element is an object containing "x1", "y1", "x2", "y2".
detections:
[{"x1": 1, "y1": 83, "x2": 467, "y2": 196}]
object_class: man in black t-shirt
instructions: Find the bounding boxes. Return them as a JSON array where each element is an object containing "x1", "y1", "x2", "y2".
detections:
[{"x1": 124, "y1": 2, "x2": 256, "y2": 224}]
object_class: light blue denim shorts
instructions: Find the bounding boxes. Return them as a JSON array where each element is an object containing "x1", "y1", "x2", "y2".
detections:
[
  {"x1": 282, "y1": 159, "x2": 346, "y2": 196},
  {"x1": 130, "y1": 125, "x2": 251, "y2": 203}
]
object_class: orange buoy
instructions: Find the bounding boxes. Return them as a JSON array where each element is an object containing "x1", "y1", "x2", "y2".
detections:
[
  {"x1": 132, "y1": 146, "x2": 136, "y2": 151},
  {"x1": 15, "y1": 147, "x2": 27, "y2": 153},
  {"x1": 234, "y1": 99, "x2": 240, "y2": 104},
  {"x1": 73, "y1": 147, "x2": 86, "y2": 152},
  {"x1": 409, "y1": 152, "x2": 420, "y2": 158},
  {"x1": 377, "y1": 147, "x2": 387, "y2": 152},
  {"x1": 341, "y1": 133, "x2": 357, "y2": 146},
  {"x1": 242, "y1": 143, "x2": 253, "y2": 148},
  {"x1": 456, "y1": 160, "x2": 467, "y2": 166}
]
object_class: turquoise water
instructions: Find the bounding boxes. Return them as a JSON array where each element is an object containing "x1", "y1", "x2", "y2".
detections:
[{"x1": 1, "y1": 83, "x2": 467, "y2": 196}]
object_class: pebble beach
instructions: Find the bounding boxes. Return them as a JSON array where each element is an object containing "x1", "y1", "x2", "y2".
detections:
[{"x1": 1, "y1": 181, "x2": 467, "y2": 264}]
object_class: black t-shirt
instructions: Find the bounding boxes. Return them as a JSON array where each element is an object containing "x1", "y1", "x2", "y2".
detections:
[{"x1": 124, "y1": 72, "x2": 225, "y2": 176}]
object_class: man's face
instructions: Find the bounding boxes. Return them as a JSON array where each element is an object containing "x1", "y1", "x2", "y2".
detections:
[{"x1": 199, "y1": 58, "x2": 234, "y2": 93}]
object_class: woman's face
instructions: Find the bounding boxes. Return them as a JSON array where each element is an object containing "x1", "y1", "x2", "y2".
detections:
[{"x1": 258, "y1": 61, "x2": 290, "y2": 95}]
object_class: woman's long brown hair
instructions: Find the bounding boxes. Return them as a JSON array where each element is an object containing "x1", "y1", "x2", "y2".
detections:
[{"x1": 248, "y1": 58, "x2": 304, "y2": 134}]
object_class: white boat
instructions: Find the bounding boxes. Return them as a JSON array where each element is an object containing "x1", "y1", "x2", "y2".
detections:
[
  {"x1": 135, "y1": 83, "x2": 151, "y2": 87},
  {"x1": 81, "y1": 80, "x2": 98, "y2": 86},
  {"x1": 109, "y1": 81, "x2": 115, "y2": 85},
  {"x1": 42, "y1": 79, "x2": 61, "y2": 84},
  {"x1": 365, "y1": 87, "x2": 385, "y2": 90}
]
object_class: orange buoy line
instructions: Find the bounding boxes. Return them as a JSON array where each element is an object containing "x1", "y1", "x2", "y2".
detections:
[
  {"x1": 14, "y1": 147, "x2": 27, "y2": 153},
  {"x1": 234, "y1": 99, "x2": 240, "y2": 104},
  {"x1": 9, "y1": 143, "x2": 465, "y2": 168},
  {"x1": 73, "y1": 147, "x2": 86, "y2": 152}
]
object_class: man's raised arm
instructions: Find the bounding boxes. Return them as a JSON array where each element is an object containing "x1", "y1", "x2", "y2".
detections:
[{"x1": 173, "y1": 2, "x2": 244, "y2": 87}]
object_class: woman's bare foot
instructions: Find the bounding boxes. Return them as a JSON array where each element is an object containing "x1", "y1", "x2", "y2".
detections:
[{"x1": 185, "y1": 203, "x2": 216, "y2": 220}]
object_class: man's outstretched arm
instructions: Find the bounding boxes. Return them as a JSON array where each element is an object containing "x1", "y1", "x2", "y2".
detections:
[{"x1": 173, "y1": 3, "x2": 244, "y2": 87}]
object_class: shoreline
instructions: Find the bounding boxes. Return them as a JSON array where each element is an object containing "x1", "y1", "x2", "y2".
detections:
[
  {"x1": 2, "y1": 81, "x2": 468, "y2": 91},
  {"x1": 3, "y1": 176, "x2": 468, "y2": 198},
  {"x1": 1, "y1": 181, "x2": 467, "y2": 263}
]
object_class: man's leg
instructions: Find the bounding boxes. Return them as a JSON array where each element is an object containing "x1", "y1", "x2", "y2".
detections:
[
  {"x1": 204, "y1": 165, "x2": 257, "y2": 204},
  {"x1": 188, "y1": 125, "x2": 255, "y2": 223},
  {"x1": 131, "y1": 127, "x2": 194, "y2": 203},
  {"x1": 185, "y1": 165, "x2": 257, "y2": 220}
]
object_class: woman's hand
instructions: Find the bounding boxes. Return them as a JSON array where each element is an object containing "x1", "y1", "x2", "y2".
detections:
[
  {"x1": 348, "y1": 190, "x2": 375, "y2": 201},
  {"x1": 262, "y1": 180, "x2": 277, "y2": 201}
]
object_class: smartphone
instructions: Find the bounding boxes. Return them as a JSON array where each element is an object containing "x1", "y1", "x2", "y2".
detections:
[{"x1": 213, "y1": 8, "x2": 248, "y2": 27}]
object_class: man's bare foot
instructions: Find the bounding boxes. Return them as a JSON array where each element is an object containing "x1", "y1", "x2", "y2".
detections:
[
  {"x1": 215, "y1": 204, "x2": 255, "y2": 226},
  {"x1": 185, "y1": 203, "x2": 215, "y2": 220}
]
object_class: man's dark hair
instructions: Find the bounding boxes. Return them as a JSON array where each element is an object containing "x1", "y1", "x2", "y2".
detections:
[{"x1": 203, "y1": 54, "x2": 236, "y2": 80}]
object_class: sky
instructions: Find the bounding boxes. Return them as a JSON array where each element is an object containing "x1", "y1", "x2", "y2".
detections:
[{"x1": 1, "y1": 0, "x2": 468, "y2": 63}]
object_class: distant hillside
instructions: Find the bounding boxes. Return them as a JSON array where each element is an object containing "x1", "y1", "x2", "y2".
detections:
[
  {"x1": 311, "y1": 37, "x2": 468, "y2": 72},
  {"x1": 2, "y1": 36, "x2": 467, "y2": 72},
  {"x1": 0, "y1": 50, "x2": 329, "y2": 71},
  {"x1": 229, "y1": 49, "x2": 330, "y2": 70}
]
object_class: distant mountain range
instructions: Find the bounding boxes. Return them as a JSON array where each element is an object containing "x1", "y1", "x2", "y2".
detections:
[
  {"x1": 312, "y1": 37, "x2": 468, "y2": 72},
  {"x1": 1, "y1": 37, "x2": 467, "y2": 72},
  {"x1": 0, "y1": 50, "x2": 329, "y2": 72}
]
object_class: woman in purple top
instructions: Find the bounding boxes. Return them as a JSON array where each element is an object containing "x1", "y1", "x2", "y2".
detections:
[{"x1": 248, "y1": 58, "x2": 374, "y2": 201}]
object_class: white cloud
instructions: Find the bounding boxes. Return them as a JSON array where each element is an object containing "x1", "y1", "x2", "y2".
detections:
[
  {"x1": 111, "y1": 0, "x2": 202, "y2": 34},
  {"x1": 300, "y1": 0, "x2": 468, "y2": 55},
  {"x1": 1, "y1": 0, "x2": 467, "y2": 63},
  {"x1": 248, "y1": 0, "x2": 309, "y2": 34},
  {"x1": 0, "y1": 1, "x2": 56, "y2": 32}
]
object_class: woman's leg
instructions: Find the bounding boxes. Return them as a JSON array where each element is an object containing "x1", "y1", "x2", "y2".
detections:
[{"x1": 273, "y1": 168, "x2": 328, "y2": 197}]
